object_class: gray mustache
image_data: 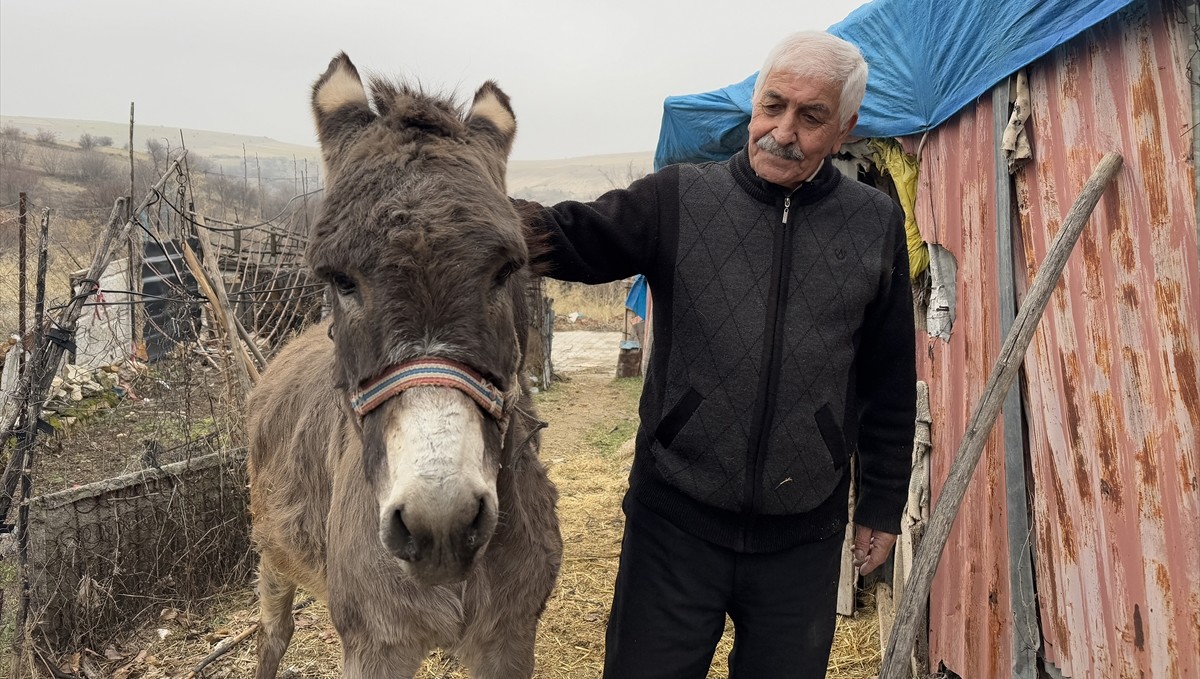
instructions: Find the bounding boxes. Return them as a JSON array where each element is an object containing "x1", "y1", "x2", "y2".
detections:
[{"x1": 756, "y1": 135, "x2": 806, "y2": 161}]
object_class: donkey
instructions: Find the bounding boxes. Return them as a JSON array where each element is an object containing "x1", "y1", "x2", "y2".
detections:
[{"x1": 246, "y1": 54, "x2": 562, "y2": 678}]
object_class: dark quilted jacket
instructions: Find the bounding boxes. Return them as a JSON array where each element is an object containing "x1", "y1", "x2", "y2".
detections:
[{"x1": 529, "y1": 149, "x2": 916, "y2": 552}]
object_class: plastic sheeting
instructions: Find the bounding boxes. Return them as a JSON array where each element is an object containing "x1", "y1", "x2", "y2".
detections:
[
  {"x1": 654, "y1": 73, "x2": 755, "y2": 171},
  {"x1": 870, "y1": 139, "x2": 928, "y2": 277},
  {"x1": 653, "y1": 0, "x2": 1134, "y2": 169}
]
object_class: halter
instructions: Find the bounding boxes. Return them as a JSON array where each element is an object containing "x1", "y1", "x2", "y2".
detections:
[{"x1": 350, "y1": 358, "x2": 509, "y2": 421}]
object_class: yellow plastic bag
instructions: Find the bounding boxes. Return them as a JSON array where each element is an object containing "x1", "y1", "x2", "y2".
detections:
[{"x1": 870, "y1": 139, "x2": 928, "y2": 278}]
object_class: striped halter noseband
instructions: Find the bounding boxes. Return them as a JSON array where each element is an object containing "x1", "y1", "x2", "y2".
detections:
[{"x1": 350, "y1": 358, "x2": 508, "y2": 421}]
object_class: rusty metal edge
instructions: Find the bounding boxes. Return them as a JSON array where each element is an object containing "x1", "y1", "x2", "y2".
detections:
[
  {"x1": 1191, "y1": 1, "x2": 1199, "y2": 254},
  {"x1": 993, "y1": 79, "x2": 1040, "y2": 679}
]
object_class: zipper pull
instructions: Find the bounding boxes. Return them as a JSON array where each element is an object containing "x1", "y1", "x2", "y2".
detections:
[{"x1": 782, "y1": 196, "x2": 791, "y2": 224}]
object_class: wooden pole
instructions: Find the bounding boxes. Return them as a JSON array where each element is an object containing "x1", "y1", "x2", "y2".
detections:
[
  {"x1": 128, "y1": 102, "x2": 144, "y2": 358},
  {"x1": 17, "y1": 193, "x2": 26, "y2": 376},
  {"x1": 181, "y1": 221, "x2": 259, "y2": 391},
  {"x1": 879, "y1": 151, "x2": 1123, "y2": 679},
  {"x1": 181, "y1": 242, "x2": 258, "y2": 393}
]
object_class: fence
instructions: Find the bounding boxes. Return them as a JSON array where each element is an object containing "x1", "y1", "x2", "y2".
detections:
[
  {"x1": 0, "y1": 150, "x2": 558, "y2": 670},
  {"x1": 26, "y1": 449, "x2": 251, "y2": 651},
  {"x1": 0, "y1": 154, "x2": 326, "y2": 670}
]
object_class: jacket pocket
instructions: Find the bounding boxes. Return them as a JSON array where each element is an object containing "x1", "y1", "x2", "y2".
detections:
[
  {"x1": 815, "y1": 403, "x2": 848, "y2": 471},
  {"x1": 655, "y1": 387, "x2": 704, "y2": 448}
]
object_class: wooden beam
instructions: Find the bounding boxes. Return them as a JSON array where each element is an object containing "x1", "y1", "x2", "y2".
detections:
[{"x1": 879, "y1": 151, "x2": 1124, "y2": 679}]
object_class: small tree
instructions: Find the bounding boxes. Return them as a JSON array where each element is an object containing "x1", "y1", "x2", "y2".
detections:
[
  {"x1": 70, "y1": 150, "x2": 117, "y2": 184},
  {"x1": 146, "y1": 138, "x2": 167, "y2": 173},
  {"x1": 97, "y1": 136, "x2": 114, "y2": 147},
  {"x1": 0, "y1": 129, "x2": 27, "y2": 165},
  {"x1": 78, "y1": 132, "x2": 97, "y2": 150},
  {"x1": 34, "y1": 128, "x2": 57, "y2": 144},
  {"x1": 37, "y1": 146, "x2": 65, "y2": 176}
]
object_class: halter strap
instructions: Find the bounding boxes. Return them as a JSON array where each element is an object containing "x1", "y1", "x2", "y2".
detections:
[{"x1": 350, "y1": 358, "x2": 507, "y2": 420}]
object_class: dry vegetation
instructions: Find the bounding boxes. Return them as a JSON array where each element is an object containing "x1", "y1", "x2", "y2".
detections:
[
  {"x1": 43, "y1": 366, "x2": 881, "y2": 679},
  {"x1": 544, "y1": 280, "x2": 632, "y2": 333}
]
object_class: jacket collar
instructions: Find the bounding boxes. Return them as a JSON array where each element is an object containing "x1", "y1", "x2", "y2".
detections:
[{"x1": 729, "y1": 147, "x2": 842, "y2": 206}]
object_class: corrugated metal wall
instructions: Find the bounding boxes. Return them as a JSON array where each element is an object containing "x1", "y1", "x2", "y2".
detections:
[
  {"x1": 904, "y1": 97, "x2": 1014, "y2": 678},
  {"x1": 1015, "y1": 1, "x2": 1200, "y2": 676},
  {"x1": 905, "y1": 1, "x2": 1199, "y2": 677}
]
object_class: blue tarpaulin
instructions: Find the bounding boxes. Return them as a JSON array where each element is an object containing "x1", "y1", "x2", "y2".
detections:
[
  {"x1": 625, "y1": 275, "x2": 648, "y2": 319},
  {"x1": 654, "y1": 0, "x2": 1134, "y2": 170}
]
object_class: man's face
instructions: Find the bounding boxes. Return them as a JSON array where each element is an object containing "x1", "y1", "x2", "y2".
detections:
[{"x1": 747, "y1": 71, "x2": 857, "y2": 190}]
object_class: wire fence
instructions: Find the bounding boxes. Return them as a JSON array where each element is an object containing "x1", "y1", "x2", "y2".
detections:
[
  {"x1": 0, "y1": 155, "x2": 326, "y2": 670},
  {"x1": 0, "y1": 146, "x2": 555, "y2": 671}
]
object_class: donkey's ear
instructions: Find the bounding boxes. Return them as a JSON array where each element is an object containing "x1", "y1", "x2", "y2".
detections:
[
  {"x1": 466, "y1": 81, "x2": 516, "y2": 189},
  {"x1": 312, "y1": 53, "x2": 374, "y2": 169}
]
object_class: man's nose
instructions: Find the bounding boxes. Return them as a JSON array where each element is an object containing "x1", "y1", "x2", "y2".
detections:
[{"x1": 773, "y1": 120, "x2": 798, "y2": 146}]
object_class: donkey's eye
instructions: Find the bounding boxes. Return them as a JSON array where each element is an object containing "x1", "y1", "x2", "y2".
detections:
[
  {"x1": 493, "y1": 262, "x2": 519, "y2": 288},
  {"x1": 329, "y1": 272, "x2": 358, "y2": 296}
]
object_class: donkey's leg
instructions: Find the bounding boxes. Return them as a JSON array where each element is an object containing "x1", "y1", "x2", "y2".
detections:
[
  {"x1": 254, "y1": 556, "x2": 297, "y2": 679},
  {"x1": 460, "y1": 619, "x2": 537, "y2": 679},
  {"x1": 342, "y1": 642, "x2": 426, "y2": 679}
]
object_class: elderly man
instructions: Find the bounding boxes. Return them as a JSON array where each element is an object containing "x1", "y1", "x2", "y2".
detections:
[{"x1": 525, "y1": 31, "x2": 916, "y2": 677}]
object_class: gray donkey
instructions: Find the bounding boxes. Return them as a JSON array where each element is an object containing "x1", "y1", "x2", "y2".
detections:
[{"x1": 246, "y1": 54, "x2": 562, "y2": 678}]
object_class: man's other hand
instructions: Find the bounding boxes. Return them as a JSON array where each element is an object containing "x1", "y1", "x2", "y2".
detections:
[{"x1": 852, "y1": 525, "x2": 897, "y2": 576}]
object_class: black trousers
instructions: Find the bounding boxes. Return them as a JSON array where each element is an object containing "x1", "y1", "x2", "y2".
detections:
[{"x1": 603, "y1": 503, "x2": 843, "y2": 679}]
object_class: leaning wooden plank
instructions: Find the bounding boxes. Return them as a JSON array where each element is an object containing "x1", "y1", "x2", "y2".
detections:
[{"x1": 879, "y1": 151, "x2": 1124, "y2": 679}]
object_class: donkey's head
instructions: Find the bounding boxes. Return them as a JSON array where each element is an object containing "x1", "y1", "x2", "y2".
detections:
[{"x1": 308, "y1": 54, "x2": 530, "y2": 585}]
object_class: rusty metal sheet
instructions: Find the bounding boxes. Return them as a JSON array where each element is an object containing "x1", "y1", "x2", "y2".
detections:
[
  {"x1": 905, "y1": 96, "x2": 1014, "y2": 679},
  {"x1": 1013, "y1": 2, "x2": 1200, "y2": 677}
]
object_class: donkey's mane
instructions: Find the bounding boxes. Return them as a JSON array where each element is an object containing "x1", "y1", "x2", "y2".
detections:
[{"x1": 367, "y1": 77, "x2": 466, "y2": 139}]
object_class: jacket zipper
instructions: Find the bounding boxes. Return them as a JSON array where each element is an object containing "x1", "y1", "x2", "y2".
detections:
[{"x1": 740, "y1": 190, "x2": 798, "y2": 537}]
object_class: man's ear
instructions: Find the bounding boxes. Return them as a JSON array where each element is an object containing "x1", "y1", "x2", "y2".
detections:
[
  {"x1": 311, "y1": 53, "x2": 375, "y2": 173},
  {"x1": 832, "y1": 112, "x2": 859, "y2": 154}
]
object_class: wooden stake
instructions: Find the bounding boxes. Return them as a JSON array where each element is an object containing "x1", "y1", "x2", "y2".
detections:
[
  {"x1": 879, "y1": 152, "x2": 1123, "y2": 678},
  {"x1": 181, "y1": 239, "x2": 258, "y2": 393}
]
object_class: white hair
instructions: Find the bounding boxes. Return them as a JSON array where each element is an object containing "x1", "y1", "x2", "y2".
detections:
[{"x1": 753, "y1": 31, "x2": 868, "y2": 129}]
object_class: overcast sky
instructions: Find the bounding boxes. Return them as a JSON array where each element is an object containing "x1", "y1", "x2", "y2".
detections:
[{"x1": 0, "y1": 0, "x2": 870, "y2": 160}]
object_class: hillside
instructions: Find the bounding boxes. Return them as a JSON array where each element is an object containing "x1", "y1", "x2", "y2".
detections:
[{"x1": 0, "y1": 115, "x2": 652, "y2": 202}]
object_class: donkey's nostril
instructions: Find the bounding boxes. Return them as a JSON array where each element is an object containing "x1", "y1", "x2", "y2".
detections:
[
  {"x1": 465, "y1": 497, "x2": 489, "y2": 549},
  {"x1": 384, "y1": 506, "x2": 420, "y2": 562}
]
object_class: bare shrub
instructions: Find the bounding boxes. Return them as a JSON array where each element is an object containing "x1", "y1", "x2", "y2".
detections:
[
  {"x1": 0, "y1": 133, "x2": 28, "y2": 166},
  {"x1": 36, "y1": 146, "x2": 66, "y2": 176},
  {"x1": 34, "y1": 128, "x2": 57, "y2": 144},
  {"x1": 0, "y1": 125, "x2": 23, "y2": 140},
  {"x1": 68, "y1": 150, "x2": 116, "y2": 184},
  {"x1": 0, "y1": 163, "x2": 41, "y2": 204},
  {"x1": 96, "y1": 136, "x2": 114, "y2": 148},
  {"x1": 146, "y1": 139, "x2": 167, "y2": 174},
  {"x1": 78, "y1": 132, "x2": 97, "y2": 150}
]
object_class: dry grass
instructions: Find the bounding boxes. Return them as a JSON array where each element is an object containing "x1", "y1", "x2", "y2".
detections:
[
  {"x1": 58, "y1": 369, "x2": 881, "y2": 678},
  {"x1": 544, "y1": 280, "x2": 630, "y2": 333},
  {"x1": 0, "y1": 208, "x2": 105, "y2": 338}
]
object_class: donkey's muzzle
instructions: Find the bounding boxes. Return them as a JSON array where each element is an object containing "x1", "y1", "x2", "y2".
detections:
[{"x1": 380, "y1": 494, "x2": 496, "y2": 584}]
